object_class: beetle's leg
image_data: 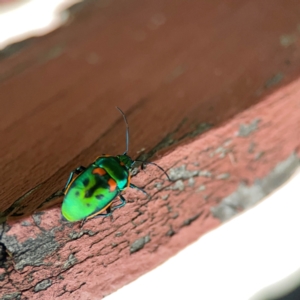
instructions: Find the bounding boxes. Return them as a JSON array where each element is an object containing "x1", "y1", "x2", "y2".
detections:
[
  {"x1": 89, "y1": 195, "x2": 126, "y2": 218},
  {"x1": 129, "y1": 183, "x2": 149, "y2": 197},
  {"x1": 63, "y1": 166, "x2": 86, "y2": 193},
  {"x1": 106, "y1": 206, "x2": 114, "y2": 222},
  {"x1": 80, "y1": 218, "x2": 87, "y2": 228},
  {"x1": 80, "y1": 195, "x2": 127, "y2": 227},
  {"x1": 111, "y1": 194, "x2": 127, "y2": 210},
  {"x1": 106, "y1": 206, "x2": 112, "y2": 215},
  {"x1": 82, "y1": 205, "x2": 114, "y2": 225}
]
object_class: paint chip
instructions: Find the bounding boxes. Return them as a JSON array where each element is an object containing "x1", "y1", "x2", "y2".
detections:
[
  {"x1": 63, "y1": 253, "x2": 77, "y2": 269},
  {"x1": 216, "y1": 173, "x2": 230, "y2": 180},
  {"x1": 34, "y1": 279, "x2": 52, "y2": 292},
  {"x1": 188, "y1": 178, "x2": 195, "y2": 186},
  {"x1": 238, "y1": 119, "x2": 260, "y2": 137},
  {"x1": 169, "y1": 165, "x2": 198, "y2": 180},
  {"x1": 171, "y1": 180, "x2": 185, "y2": 191},
  {"x1": 198, "y1": 170, "x2": 212, "y2": 177},
  {"x1": 161, "y1": 194, "x2": 169, "y2": 200},
  {"x1": 211, "y1": 153, "x2": 299, "y2": 222},
  {"x1": 130, "y1": 235, "x2": 151, "y2": 253},
  {"x1": 197, "y1": 185, "x2": 206, "y2": 192}
]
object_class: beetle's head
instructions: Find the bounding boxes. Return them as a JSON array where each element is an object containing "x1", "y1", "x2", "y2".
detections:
[{"x1": 117, "y1": 154, "x2": 134, "y2": 170}]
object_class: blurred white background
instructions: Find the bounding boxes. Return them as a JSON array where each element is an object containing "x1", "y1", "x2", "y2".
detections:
[{"x1": 0, "y1": 0, "x2": 81, "y2": 50}]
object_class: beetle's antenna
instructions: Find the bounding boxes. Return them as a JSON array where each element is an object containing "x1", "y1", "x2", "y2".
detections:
[
  {"x1": 116, "y1": 107, "x2": 129, "y2": 155},
  {"x1": 134, "y1": 160, "x2": 171, "y2": 181}
]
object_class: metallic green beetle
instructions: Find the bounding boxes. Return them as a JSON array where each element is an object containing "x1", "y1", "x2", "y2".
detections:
[{"x1": 61, "y1": 107, "x2": 170, "y2": 223}]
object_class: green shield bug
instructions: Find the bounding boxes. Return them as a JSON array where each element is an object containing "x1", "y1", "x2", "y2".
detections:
[{"x1": 60, "y1": 107, "x2": 170, "y2": 223}]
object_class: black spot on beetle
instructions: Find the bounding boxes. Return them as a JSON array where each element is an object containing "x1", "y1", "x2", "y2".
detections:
[
  {"x1": 75, "y1": 191, "x2": 80, "y2": 197},
  {"x1": 83, "y1": 178, "x2": 90, "y2": 187},
  {"x1": 85, "y1": 190, "x2": 92, "y2": 198},
  {"x1": 96, "y1": 194, "x2": 104, "y2": 200},
  {"x1": 71, "y1": 182, "x2": 77, "y2": 187},
  {"x1": 86, "y1": 203, "x2": 91, "y2": 207}
]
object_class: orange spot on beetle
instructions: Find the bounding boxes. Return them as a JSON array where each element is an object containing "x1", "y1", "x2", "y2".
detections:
[
  {"x1": 93, "y1": 168, "x2": 106, "y2": 176},
  {"x1": 108, "y1": 178, "x2": 117, "y2": 192}
]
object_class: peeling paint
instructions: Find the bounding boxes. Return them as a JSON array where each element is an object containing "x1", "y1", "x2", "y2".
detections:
[
  {"x1": 1, "y1": 230, "x2": 59, "y2": 270},
  {"x1": 223, "y1": 139, "x2": 232, "y2": 147},
  {"x1": 130, "y1": 235, "x2": 151, "y2": 253},
  {"x1": 32, "y1": 212, "x2": 43, "y2": 226},
  {"x1": 172, "y1": 212, "x2": 179, "y2": 219},
  {"x1": 182, "y1": 212, "x2": 202, "y2": 226},
  {"x1": 254, "y1": 151, "x2": 265, "y2": 160},
  {"x1": 69, "y1": 230, "x2": 96, "y2": 240},
  {"x1": 1, "y1": 292, "x2": 21, "y2": 300},
  {"x1": 161, "y1": 194, "x2": 169, "y2": 200},
  {"x1": 211, "y1": 153, "x2": 299, "y2": 221},
  {"x1": 197, "y1": 185, "x2": 206, "y2": 192},
  {"x1": 168, "y1": 165, "x2": 212, "y2": 188},
  {"x1": 209, "y1": 140, "x2": 233, "y2": 158},
  {"x1": 169, "y1": 165, "x2": 198, "y2": 180},
  {"x1": 170, "y1": 180, "x2": 185, "y2": 191},
  {"x1": 212, "y1": 147, "x2": 228, "y2": 158},
  {"x1": 154, "y1": 182, "x2": 163, "y2": 189},
  {"x1": 34, "y1": 279, "x2": 52, "y2": 292},
  {"x1": 63, "y1": 253, "x2": 77, "y2": 269},
  {"x1": 238, "y1": 119, "x2": 260, "y2": 137},
  {"x1": 166, "y1": 205, "x2": 172, "y2": 212},
  {"x1": 215, "y1": 173, "x2": 230, "y2": 180},
  {"x1": 198, "y1": 170, "x2": 212, "y2": 177},
  {"x1": 188, "y1": 177, "x2": 195, "y2": 186},
  {"x1": 248, "y1": 141, "x2": 256, "y2": 153},
  {"x1": 166, "y1": 226, "x2": 175, "y2": 237},
  {"x1": 21, "y1": 221, "x2": 31, "y2": 227}
]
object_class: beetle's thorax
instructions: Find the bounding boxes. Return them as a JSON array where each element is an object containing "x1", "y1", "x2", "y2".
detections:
[{"x1": 117, "y1": 154, "x2": 134, "y2": 170}]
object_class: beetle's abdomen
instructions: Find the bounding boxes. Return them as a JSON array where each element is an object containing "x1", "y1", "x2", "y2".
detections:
[
  {"x1": 94, "y1": 156, "x2": 129, "y2": 190},
  {"x1": 62, "y1": 165, "x2": 118, "y2": 222}
]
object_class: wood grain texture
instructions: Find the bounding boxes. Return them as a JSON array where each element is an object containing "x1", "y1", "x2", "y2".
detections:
[{"x1": 1, "y1": 0, "x2": 300, "y2": 299}]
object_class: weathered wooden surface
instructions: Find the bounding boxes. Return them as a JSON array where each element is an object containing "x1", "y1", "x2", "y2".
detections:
[
  {"x1": 1, "y1": 0, "x2": 300, "y2": 299},
  {"x1": 1, "y1": 79, "x2": 300, "y2": 299}
]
